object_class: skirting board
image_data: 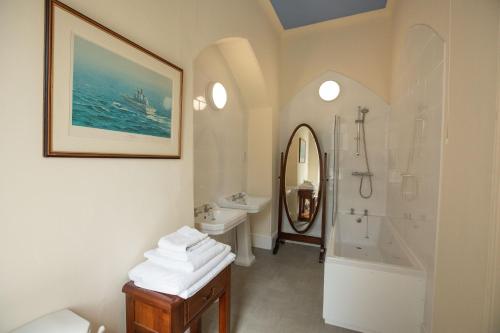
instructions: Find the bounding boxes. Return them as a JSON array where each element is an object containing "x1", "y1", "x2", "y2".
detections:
[{"x1": 252, "y1": 232, "x2": 277, "y2": 250}]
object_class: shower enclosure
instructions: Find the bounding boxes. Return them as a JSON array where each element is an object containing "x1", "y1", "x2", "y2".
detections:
[{"x1": 325, "y1": 108, "x2": 426, "y2": 333}]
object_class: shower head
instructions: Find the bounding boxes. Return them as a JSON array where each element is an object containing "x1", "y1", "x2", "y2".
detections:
[{"x1": 356, "y1": 107, "x2": 369, "y2": 122}]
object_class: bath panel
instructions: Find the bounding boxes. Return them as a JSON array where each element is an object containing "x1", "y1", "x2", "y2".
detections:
[{"x1": 323, "y1": 214, "x2": 425, "y2": 333}]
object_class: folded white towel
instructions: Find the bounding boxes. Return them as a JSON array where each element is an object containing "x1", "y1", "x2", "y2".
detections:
[
  {"x1": 144, "y1": 242, "x2": 225, "y2": 273},
  {"x1": 184, "y1": 237, "x2": 214, "y2": 253},
  {"x1": 129, "y1": 245, "x2": 231, "y2": 295},
  {"x1": 157, "y1": 238, "x2": 217, "y2": 261},
  {"x1": 158, "y1": 226, "x2": 208, "y2": 253},
  {"x1": 177, "y1": 253, "x2": 235, "y2": 299}
]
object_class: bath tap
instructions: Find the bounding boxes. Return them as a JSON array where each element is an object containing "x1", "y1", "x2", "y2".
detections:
[
  {"x1": 364, "y1": 209, "x2": 368, "y2": 216},
  {"x1": 350, "y1": 208, "x2": 355, "y2": 215}
]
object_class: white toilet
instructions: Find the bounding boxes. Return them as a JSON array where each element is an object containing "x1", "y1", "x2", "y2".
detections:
[{"x1": 11, "y1": 309, "x2": 105, "y2": 333}]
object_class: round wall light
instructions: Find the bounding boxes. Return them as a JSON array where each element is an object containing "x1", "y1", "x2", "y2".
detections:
[
  {"x1": 207, "y1": 82, "x2": 227, "y2": 110},
  {"x1": 193, "y1": 95, "x2": 207, "y2": 111},
  {"x1": 319, "y1": 80, "x2": 341, "y2": 102}
]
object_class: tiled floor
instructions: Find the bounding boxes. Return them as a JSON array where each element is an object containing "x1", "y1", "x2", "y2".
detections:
[{"x1": 201, "y1": 243, "x2": 358, "y2": 333}]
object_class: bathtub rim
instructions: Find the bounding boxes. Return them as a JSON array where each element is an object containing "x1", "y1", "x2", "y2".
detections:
[
  {"x1": 326, "y1": 253, "x2": 426, "y2": 278},
  {"x1": 326, "y1": 214, "x2": 426, "y2": 277}
]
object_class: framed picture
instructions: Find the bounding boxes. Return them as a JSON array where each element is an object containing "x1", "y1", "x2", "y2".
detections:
[
  {"x1": 299, "y1": 138, "x2": 306, "y2": 163},
  {"x1": 44, "y1": 0, "x2": 183, "y2": 158}
]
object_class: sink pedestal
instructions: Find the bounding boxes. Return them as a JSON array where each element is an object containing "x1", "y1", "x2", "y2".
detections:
[
  {"x1": 234, "y1": 217, "x2": 255, "y2": 266},
  {"x1": 216, "y1": 193, "x2": 271, "y2": 267}
]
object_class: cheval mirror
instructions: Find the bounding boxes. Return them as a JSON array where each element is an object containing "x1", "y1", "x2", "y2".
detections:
[{"x1": 273, "y1": 123, "x2": 327, "y2": 263}]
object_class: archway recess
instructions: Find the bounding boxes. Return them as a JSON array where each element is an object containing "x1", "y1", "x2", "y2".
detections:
[{"x1": 193, "y1": 37, "x2": 276, "y2": 249}]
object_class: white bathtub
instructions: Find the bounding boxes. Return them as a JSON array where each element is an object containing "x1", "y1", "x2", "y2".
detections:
[{"x1": 323, "y1": 214, "x2": 426, "y2": 333}]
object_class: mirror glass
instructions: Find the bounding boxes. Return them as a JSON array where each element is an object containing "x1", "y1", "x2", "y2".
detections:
[{"x1": 283, "y1": 125, "x2": 322, "y2": 233}]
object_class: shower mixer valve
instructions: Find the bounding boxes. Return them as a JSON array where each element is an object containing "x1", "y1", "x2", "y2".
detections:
[{"x1": 352, "y1": 171, "x2": 373, "y2": 177}]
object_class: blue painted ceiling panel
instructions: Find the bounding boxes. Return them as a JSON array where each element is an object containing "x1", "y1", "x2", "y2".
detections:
[{"x1": 271, "y1": 0, "x2": 387, "y2": 29}]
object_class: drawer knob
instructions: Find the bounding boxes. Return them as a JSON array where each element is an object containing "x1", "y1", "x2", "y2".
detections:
[{"x1": 202, "y1": 287, "x2": 214, "y2": 301}]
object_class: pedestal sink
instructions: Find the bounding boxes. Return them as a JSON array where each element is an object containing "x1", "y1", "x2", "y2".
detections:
[{"x1": 194, "y1": 204, "x2": 255, "y2": 266}]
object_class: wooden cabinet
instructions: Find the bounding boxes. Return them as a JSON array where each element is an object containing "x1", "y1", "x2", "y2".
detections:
[
  {"x1": 298, "y1": 188, "x2": 315, "y2": 221},
  {"x1": 122, "y1": 266, "x2": 231, "y2": 333}
]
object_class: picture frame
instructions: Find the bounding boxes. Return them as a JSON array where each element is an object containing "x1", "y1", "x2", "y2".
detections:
[
  {"x1": 299, "y1": 138, "x2": 306, "y2": 163},
  {"x1": 44, "y1": 0, "x2": 183, "y2": 158}
]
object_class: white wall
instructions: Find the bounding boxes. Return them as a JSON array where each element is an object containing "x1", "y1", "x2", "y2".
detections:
[
  {"x1": 246, "y1": 106, "x2": 275, "y2": 246},
  {"x1": 213, "y1": 38, "x2": 278, "y2": 250},
  {"x1": 388, "y1": 24, "x2": 445, "y2": 333},
  {"x1": 491, "y1": 18, "x2": 500, "y2": 333},
  {"x1": 280, "y1": 71, "x2": 389, "y2": 238},
  {"x1": 278, "y1": 11, "x2": 393, "y2": 240},
  {"x1": 280, "y1": 10, "x2": 393, "y2": 106},
  {"x1": 193, "y1": 45, "x2": 247, "y2": 207},
  {"x1": 0, "y1": 0, "x2": 279, "y2": 332},
  {"x1": 390, "y1": 0, "x2": 500, "y2": 332},
  {"x1": 433, "y1": 1, "x2": 499, "y2": 331}
]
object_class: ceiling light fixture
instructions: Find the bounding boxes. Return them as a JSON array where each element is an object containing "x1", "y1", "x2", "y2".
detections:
[
  {"x1": 319, "y1": 80, "x2": 340, "y2": 102},
  {"x1": 207, "y1": 82, "x2": 227, "y2": 110}
]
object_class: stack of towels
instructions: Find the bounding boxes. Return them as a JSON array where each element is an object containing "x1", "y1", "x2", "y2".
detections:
[{"x1": 129, "y1": 226, "x2": 235, "y2": 299}]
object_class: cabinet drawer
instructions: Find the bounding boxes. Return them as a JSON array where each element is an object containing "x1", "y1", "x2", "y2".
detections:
[{"x1": 185, "y1": 269, "x2": 227, "y2": 324}]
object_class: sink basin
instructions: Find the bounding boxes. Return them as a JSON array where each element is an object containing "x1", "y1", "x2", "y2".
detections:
[
  {"x1": 194, "y1": 203, "x2": 255, "y2": 266},
  {"x1": 218, "y1": 192, "x2": 270, "y2": 213},
  {"x1": 195, "y1": 205, "x2": 247, "y2": 235}
]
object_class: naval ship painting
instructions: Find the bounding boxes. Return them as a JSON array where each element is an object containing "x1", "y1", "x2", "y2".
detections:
[
  {"x1": 71, "y1": 35, "x2": 172, "y2": 139},
  {"x1": 122, "y1": 88, "x2": 156, "y2": 114}
]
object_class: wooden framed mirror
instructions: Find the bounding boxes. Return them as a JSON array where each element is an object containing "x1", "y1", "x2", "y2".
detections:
[
  {"x1": 283, "y1": 124, "x2": 323, "y2": 233},
  {"x1": 274, "y1": 123, "x2": 327, "y2": 262}
]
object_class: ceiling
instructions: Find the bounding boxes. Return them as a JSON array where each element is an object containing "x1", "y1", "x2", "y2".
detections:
[{"x1": 270, "y1": 0, "x2": 388, "y2": 30}]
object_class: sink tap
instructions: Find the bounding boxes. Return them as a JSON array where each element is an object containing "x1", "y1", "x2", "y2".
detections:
[
  {"x1": 203, "y1": 204, "x2": 215, "y2": 221},
  {"x1": 194, "y1": 207, "x2": 203, "y2": 217}
]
